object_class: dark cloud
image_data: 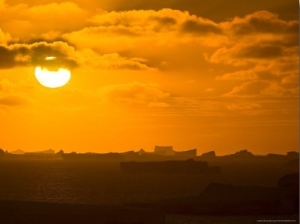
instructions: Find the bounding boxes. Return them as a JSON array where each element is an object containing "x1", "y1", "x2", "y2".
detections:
[
  {"x1": 229, "y1": 11, "x2": 298, "y2": 36},
  {"x1": 0, "y1": 46, "x2": 16, "y2": 68},
  {"x1": 208, "y1": 41, "x2": 296, "y2": 66},
  {"x1": 0, "y1": 41, "x2": 78, "y2": 69},
  {"x1": 110, "y1": 62, "x2": 151, "y2": 70},
  {"x1": 85, "y1": 0, "x2": 298, "y2": 22},
  {"x1": 181, "y1": 19, "x2": 221, "y2": 34},
  {"x1": 151, "y1": 16, "x2": 177, "y2": 26},
  {"x1": 29, "y1": 44, "x2": 77, "y2": 69},
  {"x1": 92, "y1": 26, "x2": 141, "y2": 37},
  {"x1": 236, "y1": 44, "x2": 284, "y2": 59},
  {"x1": 259, "y1": 36, "x2": 299, "y2": 48},
  {"x1": 150, "y1": 16, "x2": 177, "y2": 31},
  {"x1": 87, "y1": 9, "x2": 180, "y2": 34}
]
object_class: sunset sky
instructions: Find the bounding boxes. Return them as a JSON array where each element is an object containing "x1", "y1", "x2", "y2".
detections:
[{"x1": 0, "y1": 0, "x2": 298, "y2": 155}]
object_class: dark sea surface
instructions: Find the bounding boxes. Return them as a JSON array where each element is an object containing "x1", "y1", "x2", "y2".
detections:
[
  {"x1": 0, "y1": 160, "x2": 213, "y2": 205},
  {"x1": 0, "y1": 159, "x2": 289, "y2": 205}
]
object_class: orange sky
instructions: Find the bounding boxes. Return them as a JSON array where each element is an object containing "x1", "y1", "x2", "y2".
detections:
[{"x1": 0, "y1": 0, "x2": 298, "y2": 155}]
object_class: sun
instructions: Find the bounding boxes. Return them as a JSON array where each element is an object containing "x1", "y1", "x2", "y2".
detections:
[
  {"x1": 35, "y1": 67, "x2": 71, "y2": 88},
  {"x1": 34, "y1": 56, "x2": 71, "y2": 88}
]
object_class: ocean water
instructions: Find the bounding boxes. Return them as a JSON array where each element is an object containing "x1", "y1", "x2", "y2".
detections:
[
  {"x1": 0, "y1": 159, "x2": 288, "y2": 205},
  {"x1": 0, "y1": 159, "x2": 297, "y2": 224},
  {"x1": 0, "y1": 160, "x2": 219, "y2": 205}
]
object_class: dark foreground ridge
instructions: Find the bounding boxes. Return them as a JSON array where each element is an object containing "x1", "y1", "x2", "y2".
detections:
[{"x1": 127, "y1": 173, "x2": 299, "y2": 217}]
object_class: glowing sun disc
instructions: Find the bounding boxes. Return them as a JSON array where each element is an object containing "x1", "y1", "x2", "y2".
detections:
[{"x1": 35, "y1": 66, "x2": 71, "y2": 88}]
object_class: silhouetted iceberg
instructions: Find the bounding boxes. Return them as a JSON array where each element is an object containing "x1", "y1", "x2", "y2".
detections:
[
  {"x1": 120, "y1": 159, "x2": 221, "y2": 174},
  {"x1": 200, "y1": 151, "x2": 216, "y2": 158},
  {"x1": 286, "y1": 151, "x2": 299, "y2": 158},
  {"x1": 174, "y1": 148, "x2": 197, "y2": 157},
  {"x1": 62, "y1": 152, "x2": 124, "y2": 161},
  {"x1": 225, "y1": 149, "x2": 254, "y2": 158},
  {"x1": 154, "y1": 145, "x2": 175, "y2": 155}
]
